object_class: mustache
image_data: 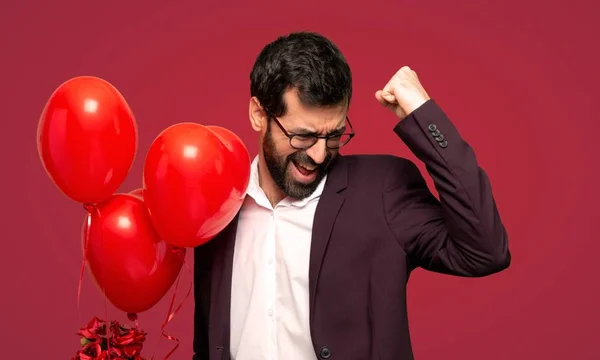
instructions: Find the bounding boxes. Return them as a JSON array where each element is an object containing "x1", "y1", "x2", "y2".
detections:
[
  {"x1": 287, "y1": 150, "x2": 334, "y2": 170},
  {"x1": 288, "y1": 151, "x2": 319, "y2": 167}
]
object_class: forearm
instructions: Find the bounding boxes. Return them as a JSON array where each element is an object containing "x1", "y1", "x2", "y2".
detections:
[{"x1": 390, "y1": 100, "x2": 510, "y2": 276}]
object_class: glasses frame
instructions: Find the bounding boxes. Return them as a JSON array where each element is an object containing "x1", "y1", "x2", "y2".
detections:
[{"x1": 263, "y1": 107, "x2": 356, "y2": 150}]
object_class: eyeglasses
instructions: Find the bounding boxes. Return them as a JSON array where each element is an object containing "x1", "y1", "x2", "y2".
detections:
[{"x1": 263, "y1": 108, "x2": 355, "y2": 150}]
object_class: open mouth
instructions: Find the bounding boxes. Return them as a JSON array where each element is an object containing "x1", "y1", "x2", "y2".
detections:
[{"x1": 292, "y1": 160, "x2": 317, "y2": 177}]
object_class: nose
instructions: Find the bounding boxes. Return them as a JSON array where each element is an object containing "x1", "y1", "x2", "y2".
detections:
[{"x1": 306, "y1": 138, "x2": 327, "y2": 164}]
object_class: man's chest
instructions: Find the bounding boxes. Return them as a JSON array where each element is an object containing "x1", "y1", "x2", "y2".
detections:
[
  {"x1": 228, "y1": 199, "x2": 320, "y2": 358},
  {"x1": 231, "y1": 201, "x2": 317, "y2": 286}
]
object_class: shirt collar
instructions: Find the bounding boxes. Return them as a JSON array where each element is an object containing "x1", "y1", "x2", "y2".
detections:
[{"x1": 246, "y1": 155, "x2": 327, "y2": 209}]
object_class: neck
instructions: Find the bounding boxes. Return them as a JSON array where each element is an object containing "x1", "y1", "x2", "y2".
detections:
[{"x1": 257, "y1": 154, "x2": 286, "y2": 207}]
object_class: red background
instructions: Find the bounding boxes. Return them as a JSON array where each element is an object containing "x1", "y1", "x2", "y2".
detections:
[{"x1": 1, "y1": 0, "x2": 598, "y2": 358}]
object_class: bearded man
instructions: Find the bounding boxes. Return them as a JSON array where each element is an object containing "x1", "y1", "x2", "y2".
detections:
[{"x1": 192, "y1": 31, "x2": 511, "y2": 360}]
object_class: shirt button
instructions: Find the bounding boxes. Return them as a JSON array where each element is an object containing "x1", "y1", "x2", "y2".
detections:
[
  {"x1": 268, "y1": 258, "x2": 274, "y2": 265},
  {"x1": 267, "y1": 308, "x2": 273, "y2": 316}
]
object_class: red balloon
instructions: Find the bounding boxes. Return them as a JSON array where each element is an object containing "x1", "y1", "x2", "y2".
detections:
[
  {"x1": 206, "y1": 125, "x2": 252, "y2": 191},
  {"x1": 143, "y1": 123, "x2": 250, "y2": 248},
  {"x1": 37, "y1": 76, "x2": 138, "y2": 204},
  {"x1": 83, "y1": 193, "x2": 184, "y2": 314}
]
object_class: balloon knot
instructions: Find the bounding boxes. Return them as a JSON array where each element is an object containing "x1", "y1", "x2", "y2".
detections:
[
  {"x1": 83, "y1": 203, "x2": 95, "y2": 213},
  {"x1": 127, "y1": 312, "x2": 138, "y2": 322}
]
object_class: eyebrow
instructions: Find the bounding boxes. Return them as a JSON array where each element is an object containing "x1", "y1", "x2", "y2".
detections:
[
  {"x1": 290, "y1": 127, "x2": 316, "y2": 135},
  {"x1": 330, "y1": 125, "x2": 347, "y2": 135},
  {"x1": 292, "y1": 125, "x2": 346, "y2": 136}
]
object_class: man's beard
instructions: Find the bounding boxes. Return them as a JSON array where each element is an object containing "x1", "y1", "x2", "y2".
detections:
[{"x1": 262, "y1": 128, "x2": 337, "y2": 200}]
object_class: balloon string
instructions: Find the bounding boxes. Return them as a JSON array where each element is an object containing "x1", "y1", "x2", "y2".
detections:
[
  {"x1": 151, "y1": 248, "x2": 192, "y2": 360},
  {"x1": 77, "y1": 205, "x2": 93, "y2": 323},
  {"x1": 96, "y1": 205, "x2": 112, "y2": 360},
  {"x1": 79, "y1": 204, "x2": 113, "y2": 359}
]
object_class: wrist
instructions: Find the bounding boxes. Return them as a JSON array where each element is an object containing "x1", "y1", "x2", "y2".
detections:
[{"x1": 400, "y1": 97, "x2": 430, "y2": 118}]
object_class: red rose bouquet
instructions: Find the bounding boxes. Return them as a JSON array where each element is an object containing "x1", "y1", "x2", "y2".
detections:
[{"x1": 72, "y1": 317, "x2": 147, "y2": 360}]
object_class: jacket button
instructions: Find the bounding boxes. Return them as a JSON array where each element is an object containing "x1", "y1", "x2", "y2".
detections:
[
  {"x1": 319, "y1": 346, "x2": 332, "y2": 359},
  {"x1": 439, "y1": 140, "x2": 448, "y2": 148},
  {"x1": 428, "y1": 124, "x2": 437, "y2": 132}
]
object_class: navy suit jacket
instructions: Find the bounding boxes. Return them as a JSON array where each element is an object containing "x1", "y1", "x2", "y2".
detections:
[{"x1": 192, "y1": 99, "x2": 511, "y2": 360}]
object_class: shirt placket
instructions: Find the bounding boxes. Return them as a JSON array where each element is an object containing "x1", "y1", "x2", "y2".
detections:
[{"x1": 266, "y1": 208, "x2": 278, "y2": 360}]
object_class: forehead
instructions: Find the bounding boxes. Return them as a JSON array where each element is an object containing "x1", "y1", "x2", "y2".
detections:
[{"x1": 280, "y1": 90, "x2": 347, "y2": 132}]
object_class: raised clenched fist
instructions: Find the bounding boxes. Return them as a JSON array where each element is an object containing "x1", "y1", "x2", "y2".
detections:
[{"x1": 375, "y1": 66, "x2": 431, "y2": 120}]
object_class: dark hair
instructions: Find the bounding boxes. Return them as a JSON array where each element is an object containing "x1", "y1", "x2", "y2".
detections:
[{"x1": 250, "y1": 31, "x2": 352, "y2": 117}]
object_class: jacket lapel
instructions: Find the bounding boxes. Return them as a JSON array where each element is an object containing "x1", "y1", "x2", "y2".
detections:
[
  {"x1": 309, "y1": 156, "x2": 348, "y2": 322},
  {"x1": 208, "y1": 213, "x2": 239, "y2": 360}
]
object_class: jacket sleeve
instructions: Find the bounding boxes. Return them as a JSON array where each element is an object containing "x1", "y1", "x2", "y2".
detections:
[{"x1": 384, "y1": 99, "x2": 511, "y2": 277}]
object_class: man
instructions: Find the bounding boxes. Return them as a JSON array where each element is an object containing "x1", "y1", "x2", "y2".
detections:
[{"x1": 193, "y1": 32, "x2": 510, "y2": 360}]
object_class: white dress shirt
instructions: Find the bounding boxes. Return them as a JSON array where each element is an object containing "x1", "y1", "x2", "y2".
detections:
[{"x1": 230, "y1": 156, "x2": 325, "y2": 360}]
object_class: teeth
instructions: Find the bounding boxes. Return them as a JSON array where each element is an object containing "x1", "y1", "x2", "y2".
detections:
[
  {"x1": 293, "y1": 161, "x2": 315, "y2": 172},
  {"x1": 299, "y1": 165, "x2": 314, "y2": 171}
]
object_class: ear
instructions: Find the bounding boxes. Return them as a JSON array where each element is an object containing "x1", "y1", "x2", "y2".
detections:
[{"x1": 249, "y1": 97, "x2": 267, "y2": 132}]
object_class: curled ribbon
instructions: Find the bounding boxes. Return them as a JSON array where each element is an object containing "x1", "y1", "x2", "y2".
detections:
[{"x1": 151, "y1": 248, "x2": 193, "y2": 360}]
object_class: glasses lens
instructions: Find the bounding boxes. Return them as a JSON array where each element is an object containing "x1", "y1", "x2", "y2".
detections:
[
  {"x1": 290, "y1": 135, "x2": 318, "y2": 149},
  {"x1": 290, "y1": 134, "x2": 353, "y2": 149},
  {"x1": 326, "y1": 134, "x2": 352, "y2": 149}
]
